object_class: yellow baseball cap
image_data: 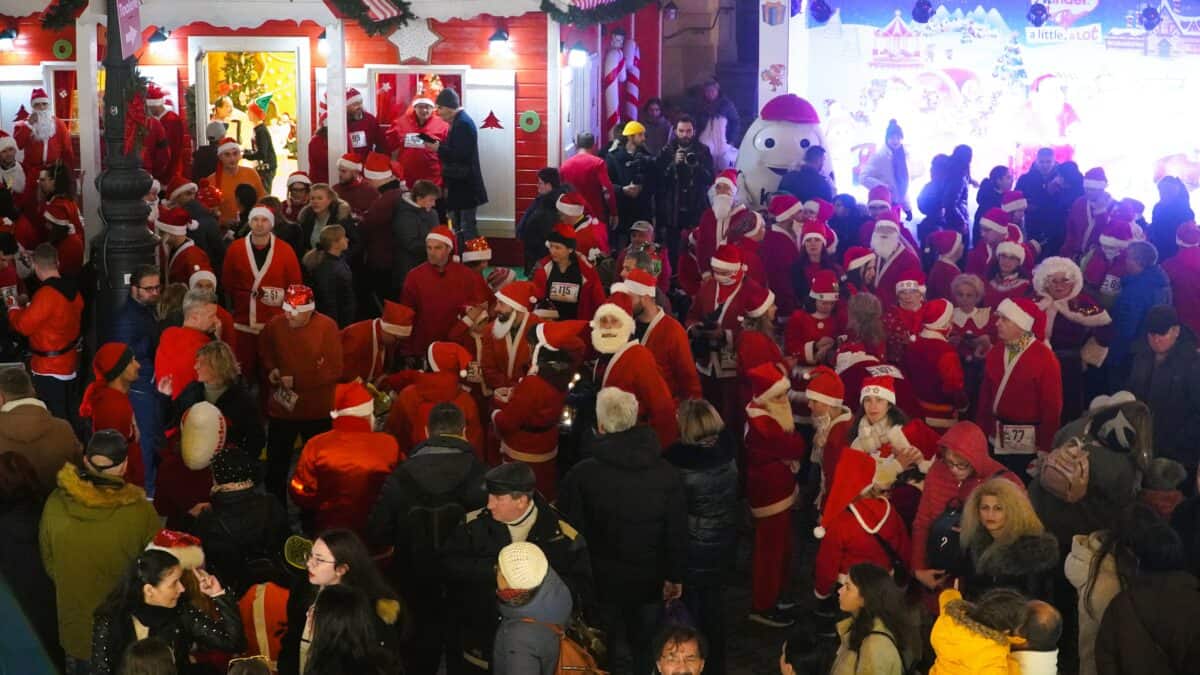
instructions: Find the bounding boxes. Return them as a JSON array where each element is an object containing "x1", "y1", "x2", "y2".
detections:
[{"x1": 622, "y1": 120, "x2": 646, "y2": 136}]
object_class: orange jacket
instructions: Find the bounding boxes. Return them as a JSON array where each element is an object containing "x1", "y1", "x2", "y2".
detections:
[{"x1": 8, "y1": 276, "x2": 83, "y2": 376}]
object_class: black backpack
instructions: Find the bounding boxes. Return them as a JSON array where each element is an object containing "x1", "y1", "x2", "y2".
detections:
[
  {"x1": 925, "y1": 498, "x2": 965, "y2": 572},
  {"x1": 400, "y1": 473, "x2": 468, "y2": 578}
]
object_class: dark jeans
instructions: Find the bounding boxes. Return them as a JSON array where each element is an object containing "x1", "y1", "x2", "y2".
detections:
[
  {"x1": 32, "y1": 374, "x2": 75, "y2": 427},
  {"x1": 265, "y1": 417, "x2": 331, "y2": 501},
  {"x1": 63, "y1": 655, "x2": 92, "y2": 675},
  {"x1": 683, "y1": 583, "x2": 727, "y2": 675},
  {"x1": 595, "y1": 599, "x2": 660, "y2": 675},
  {"x1": 128, "y1": 386, "x2": 163, "y2": 495},
  {"x1": 402, "y1": 588, "x2": 459, "y2": 675},
  {"x1": 451, "y1": 208, "x2": 479, "y2": 245}
]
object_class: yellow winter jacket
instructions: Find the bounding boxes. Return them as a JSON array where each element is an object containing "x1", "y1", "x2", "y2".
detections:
[{"x1": 929, "y1": 589, "x2": 1022, "y2": 675}]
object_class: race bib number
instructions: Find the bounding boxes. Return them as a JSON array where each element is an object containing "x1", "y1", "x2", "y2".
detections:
[
  {"x1": 718, "y1": 345, "x2": 738, "y2": 371},
  {"x1": 866, "y1": 364, "x2": 904, "y2": 379},
  {"x1": 404, "y1": 133, "x2": 425, "y2": 149},
  {"x1": 466, "y1": 360, "x2": 482, "y2": 383},
  {"x1": 1100, "y1": 274, "x2": 1121, "y2": 296},
  {"x1": 0, "y1": 284, "x2": 16, "y2": 307},
  {"x1": 549, "y1": 282, "x2": 580, "y2": 304},
  {"x1": 997, "y1": 424, "x2": 1037, "y2": 455},
  {"x1": 273, "y1": 386, "x2": 298, "y2": 413},
  {"x1": 260, "y1": 286, "x2": 285, "y2": 307},
  {"x1": 349, "y1": 131, "x2": 367, "y2": 149}
]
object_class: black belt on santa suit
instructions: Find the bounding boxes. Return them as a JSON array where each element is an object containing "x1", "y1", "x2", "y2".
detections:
[{"x1": 29, "y1": 336, "x2": 83, "y2": 358}]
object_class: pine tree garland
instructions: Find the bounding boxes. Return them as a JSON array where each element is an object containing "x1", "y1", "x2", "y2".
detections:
[
  {"x1": 40, "y1": 0, "x2": 89, "y2": 31},
  {"x1": 326, "y1": 0, "x2": 416, "y2": 36},
  {"x1": 540, "y1": 0, "x2": 657, "y2": 26}
]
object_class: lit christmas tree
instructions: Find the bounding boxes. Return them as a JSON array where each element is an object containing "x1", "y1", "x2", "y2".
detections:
[
  {"x1": 993, "y1": 37, "x2": 1028, "y2": 87},
  {"x1": 220, "y1": 53, "x2": 266, "y2": 110}
]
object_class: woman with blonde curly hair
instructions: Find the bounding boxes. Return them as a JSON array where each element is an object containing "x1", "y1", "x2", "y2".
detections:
[{"x1": 958, "y1": 477, "x2": 1058, "y2": 601}]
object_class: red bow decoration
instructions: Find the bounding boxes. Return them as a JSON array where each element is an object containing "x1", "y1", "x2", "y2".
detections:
[{"x1": 124, "y1": 93, "x2": 148, "y2": 156}]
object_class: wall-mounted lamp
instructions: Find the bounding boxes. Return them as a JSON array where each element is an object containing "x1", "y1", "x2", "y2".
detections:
[
  {"x1": 663, "y1": 1, "x2": 679, "y2": 21},
  {"x1": 318, "y1": 29, "x2": 329, "y2": 56},
  {"x1": 148, "y1": 27, "x2": 170, "y2": 55},
  {"x1": 567, "y1": 42, "x2": 588, "y2": 68},
  {"x1": 489, "y1": 27, "x2": 512, "y2": 57},
  {"x1": 0, "y1": 27, "x2": 17, "y2": 52}
]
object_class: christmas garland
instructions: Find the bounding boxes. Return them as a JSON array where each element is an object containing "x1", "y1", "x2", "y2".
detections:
[
  {"x1": 540, "y1": 0, "x2": 657, "y2": 26},
  {"x1": 326, "y1": 0, "x2": 416, "y2": 36},
  {"x1": 120, "y1": 69, "x2": 151, "y2": 157},
  {"x1": 40, "y1": 0, "x2": 89, "y2": 31}
]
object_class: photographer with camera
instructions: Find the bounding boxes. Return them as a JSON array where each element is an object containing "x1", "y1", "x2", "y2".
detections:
[
  {"x1": 656, "y1": 115, "x2": 715, "y2": 269},
  {"x1": 606, "y1": 121, "x2": 657, "y2": 253}
]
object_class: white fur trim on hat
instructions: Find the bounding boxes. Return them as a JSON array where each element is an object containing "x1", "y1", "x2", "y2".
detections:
[
  {"x1": 593, "y1": 300, "x2": 634, "y2": 326},
  {"x1": 283, "y1": 299, "x2": 315, "y2": 314},
  {"x1": 924, "y1": 302, "x2": 954, "y2": 331},
  {"x1": 145, "y1": 540, "x2": 205, "y2": 570},
  {"x1": 776, "y1": 200, "x2": 804, "y2": 222},
  {"x1": 980, "y1": 216, "x2": 1007, "y2": 234},
  {"x1": 997, "y1": 297, "x2": 1034, "y2": 332},
  {"x1": 217, "y1": 139, "x2": 240, "y2": 155},
  {"x1": 346, "y1": 90, "x2": 364, "y2": 106},
  {"x1": 0, "y1": 136, "x2": 16, "y2": 153},
  {"x1": 427, "y1": 343, "x2": 468, "y2": 379},
  {"x1": 426, "y1": 230, "x2": 455, "y2": 249},
  {"x1": 31, "y1": 93, "x2": 50, "y2": 105},
  {"x1": 497, "y1": 291, "x2": 536, "y2": 314},
  {"x1": 364, "y1": 166, "x2": 392, "y2": 182},
  {"x1": 714, "y1": 174, "x2": 737, "y2": 191},
  {"x1": 412, "y1": 97, "x2": 435, "y2": 107},
  {"x1": 867, "y1": 197, "x2": 890, "y2": 209},
  {"x1": 710, "y1": 256, "x2": 743, "y2": 273},
  {"x1": 330, "y1": 399, "x2": 374, "y2": 419},
  {"x1": 806, "y1": 388, "x2": 843, "y2": 408},
  {"x1": 556, "y1": 196, "x2": 585, "y2": 218},
  {"x1": 846, "y1": 251, "x2": 875, "y2": 272},
  {"x1": 753, "y1": 375, "x2": 790, "y2": 404},
  {"x1": 894, "y1": 279, "x2": 924, "y2": 294},
  {"x1": 874, "y1": 219, "x2": 900, "y2": 232},
  {"x1": 287, "y1": 173, "x2": 312, "y2": 187},
  {"x1": 620, "y1": 277, "x2": 656, "y2": 298},
  {"x1": 1098, "y1": 234, "x2": 1131, "y2": 250},
  {"x1": 810, "y1": 289, "x2": 838, "y2": 302},
  {"x1": 338, "y1": 156, "x2": 363, "y2": 172},
  {"x1": 802, "y1": 229, "x2": 827, "y2": 244},
  {"x1": 169, "y1": 181, "x2": 198, "y2": 201},
  {"x1": 995, "y1": 240, "x2": 1026, "y2": 263},
  {"x1": 460, "y1": 248, "x2": 492, "y2": 263},
  {"x1": 247, "y1": 206, "x2": 275, "y2": 226},
  {"x1": 860, "y1": 384, "x2": 896, "y2": 405},
  {"x1": 746, "y1": 290, "x2": 775, "y2": 318},
  {"x1": 156, "y1": 220, "x2": 188, "y2": 236},
  {"x1": 1083, "y1": 178, "x2": 1107, "y2": 190},
  {"x1": 1002, "y1": 197, "x2": 1028, "y2": 213},
  {"x1": 188, "y1": 268, "x2": 217, "y2": 290},
  {"x1": 380, "y1": 320, "x2": 412, "y2": 337}
]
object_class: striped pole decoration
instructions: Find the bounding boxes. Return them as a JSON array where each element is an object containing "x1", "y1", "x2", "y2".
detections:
[{"x1": 622, "y1": 37, "x2": 640, "y2": 122}]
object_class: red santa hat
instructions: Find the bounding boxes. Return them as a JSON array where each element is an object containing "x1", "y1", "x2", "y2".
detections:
[
  {"x1": 1083, "y1": 167, "x2": 1108, "y2": 191},
  {"x1": 0, "y1": 134, "x2": 15, "y2": 154},
  {"x1": 1001, "y1": 190, "x2": 1028, "y2": 213},
  {"x1": 146, "y1": 530, "x2": 206, "y2": 570},
  {"x1": 427, "y1": 341, "x2": 472, "y2": 378},
  {"x1": 247, "y1": 204, "x2": 275, "y2": 227},
  {"x1": 804, "y1": 198, "x2": 834, "y2": 223},
  {"x1": 714, "y1": 169, "x2": 738, "y2": 192},
  {"x1": 979, "y1": 207, "x2": 1010, "y2": 235},
  {"x1": 165, "y1": 175, "x2": 198, "y2": 202},
  {"x1": 620, "y1": 268, "x2": 658, "y2": 298},
  {"x1": 156, "y1": 206, "x2": 196, "y2": 236},
  {"x1": 747, "y1": 361, "x2": 790, "y2": 404},
  {"x1": 760, "y1": 94, "x2": 820, "y2": 124},
  {"x1": 710, "y1": 243, "x2": 745, "y2": 275},
  {"x1": 380, "y1": 301, "x2": 414, "y2": 336},
  {"x1": 338, "y1": 152, "x2": 363, "y2": 173},
  {"x1": 145, "y1": 83, "x2": 167, "y2": 107},
  {"x1": 1099, "y1": 218, "x2": 1134, "y2": 250},
  {"x1": 346, "y1": 87, "x2": 364, "y2": 106},
  {"x1": 496, "y1": 280, "x2": 538, "y2": 313},
  {"x1": 894, "y1": 267, "x2": 926, "y2": 296},
  {"x1": 805, "y1": 365, "x2": 844, "y2": 408},
  {"x1": 180, "y1": 401, "x2": 227, "y2": 470},
  {"x1": 330, "y1": 382, "x2": 375, "y2": 419},
  {"x1": 800, "y1": 220, "x2": 830, "y2": 245},
  {"x1": 860, "y1": 375, "x2": 896, "y2": 405},
  {"x1": 217, "y1": 137, "x2": 240, "y2": 155},
  {"x1": 461, "y1": 236, "x2": 492, "y2": 263},
  {"x1": 412, "y1": 97, "x2": 435, "y2": 108},
  {"x1": 995, "y1": 239, "x2": 1027, "y2": 264},
  {"x1": 593, "y1": 291, "x2": 636, "y2": 328},
  {"x1": 842, "y1": 246, "x2": 875, "y2": 274},
  {"x1": 1117, "y1": 198, "x2": 1145, "y2": 221},
  {"x1": 546, "y1": 222, "x2": 577, "y2": 249},
  {"x1": 809, "y1": 269, "x2": 839, "y2": 302},
  {"x1": 287, "y1": 171, "x2": 312, "y2": 188},
  {"x1": 730, "y1": 211, "x2": 764, "y2": 241},
  {"x1": 363, "y1": 152, "x2": 393, "y2": 181},
  {"x1": 535, "y1": 319, "x2": 589, "y2": 354},
  {"x1": 872, "y1": 217, "x2": 900, "y2": 235},
  {"x1": 30, "y1": 88, "x2": 49, "y2": 106},
  {"x1": 926, "y1": 230, "x2": 962, "y2": 257},
  {"x1": 196, "y1": 181, "x2": 222, "y2": 209},
  {"x1": 768, "y1": 193, "x2": 804, "y2": 222},
  {"x1": 1176, "y1": 221, "x2": 1200, "y2": 248},
  {"x1": 78, "y1": 343, "x2": 134, "y2": 420},
  {"x1": 814, "y1": 448, "x2": 877, "y2": 538},
  {"x1": 43, "y1": 199, "x2": 80, "y2": 234},
  {"x1": 556, "y1": 192, "x2": 587, "y2": 218},
  {"x1": 922, "y1": 298, "x2": 955, "y2": 333},
  {"x1": 282, "y1": 284, "x2": 315, "y2": 314},
  {"x1": 188, "y1": 266, "x2": 217, "y2": 290},
  {"x1": 742, "y1": 283, "x2": 775, "y2": 319},
  {"x1": 997, "y1": 297, "x2": 1046, "y2": 340},
  {"x1": 867, "y1": 185, "x2": 892, "y2": 209},
  {"x1": 426, "y1": 225, "x2": 456, "y2": 251}
]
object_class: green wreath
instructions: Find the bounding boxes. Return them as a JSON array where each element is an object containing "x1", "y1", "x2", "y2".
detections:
[
  {"x1": 326, "y1": 0, "x2": 417, "y2": 36},
  {"x1": 540, "y1": 0, "x2": 656, "y2": 26},
  {"x1": 41, "y1": 0, "x2": 89, "y2": 31}
]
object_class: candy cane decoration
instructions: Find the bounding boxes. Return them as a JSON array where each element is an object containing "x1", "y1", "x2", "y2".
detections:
[
  {"x1": 622, "y1": 38, "x2": 640, "y2": 122},
  {"x1": 603, "y1": 36, "x2": 626, "y2": 139}
]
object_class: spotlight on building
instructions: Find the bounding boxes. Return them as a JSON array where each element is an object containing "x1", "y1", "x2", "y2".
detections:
[
  {"x1": 1140, "y1": 6, "x2": 1162, "y2": 31},
  {"x1": 911, "y1": 0, "x2": 933, "y2": 24},
  {"x1": 1027, "y1": 3, "x2": 1050, "y2": 27}
]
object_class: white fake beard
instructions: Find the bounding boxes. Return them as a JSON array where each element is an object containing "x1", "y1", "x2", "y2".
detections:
[
  {"x1": 146, "y1": 200, "x2": 159, "y2": 224},
  {"x1": 1102, "y1": 245, "x2": 1122, "y2": 262},
  {"x1": 812, "y1": 412, "x2": 833, "y2": 451},
  {"x1": 714, "y1": 271, "x2": 738, "y2": 286},
  {"x1": 30, "y1": 113, "x2": 56, "y2": 142},
  {"x1": 591, "y1": 327, "x2": 632, "y2": 354},
  {"x1": 711, "y1": 193, "x2": 733, "y2": 221},
  {"x1": 871, "y1": 231, "x2": 900, "y2": 259},
  {"x1": 491, "y1": 312, "x2": 516, "y2": 339},
  {"x1": 763, "y1": 397, "x2": 795, "y2": 433}
]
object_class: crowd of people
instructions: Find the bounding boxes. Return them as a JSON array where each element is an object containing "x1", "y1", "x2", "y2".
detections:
[{"x1": 2, "y1": 81, "x2": 1200, "y2": 675}]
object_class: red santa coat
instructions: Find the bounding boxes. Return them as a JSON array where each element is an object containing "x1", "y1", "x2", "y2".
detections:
[
  {"x1": 695, "y1": 204, "x2": 758, "y2": 273},
  {"x1": 333, "y1": 179, "x2": 379, "y2": 220},
  {"x1": 445, "y1": 325, "x2": 495, "y2": 461},
  {"x1": 1163, "y1": 247, "x2": 1200, "y2": 337},
  {"x1": 760, "y1": 226, "x2": 801, "y2": 315},
  {"x1": 259, "y1": 313, "x2": 343, "y2": 421},
  {"x1": 222, "y1": 235, "x2": 302, "y2": 335},
  {"x1": 290, "y1": 419, "x2": 402, "y2": 538},
  {"x1": 530, "y1": 254, "x2": 605, "y2": 322},
  {"x1": 686, "y1": 276, "x2": 764, "y2": 378},
  {"x1": 677, "y1": 246, "x2": 702, "y2": 296},
  {"x1": 594, "y1": 341, "x2": 679, "y2": 448},
  {"x1": 340, "y1": 319, "x2": 397, "y2": 384},
  {"x1": 346, "y1": 111, "x2": 390, "y2": 160},
  {"x1": 401, "y1": 261, "x2": 492, "y2": 354},
  {"x1": 813, "y1": 410, "x2": 853, "y2": 508},
  {"x1": 159, "y1": 240, "x2": 212, "y2": 287},
  {"x1": 732, "y1": 237, "x2": 769, "y2": 287},
  {"x1": 572, "y1": 216, "x2": 610, "y2": 260},
  {"x1": 54, "y1": 233, "x2": 83, "y2": 279},
  {"x1": 385, "y1": 372, "x2": 484, "y2": 458},
  {"x1": 813, "y1": 497, "x2": 910, "y2": 598},
  {"x1": 560, "y1": 152, "x2": 617, "y2": 221},
  {"x1": 1081, "y1": 249, "x2": 1125, "y2": 303},
  {"x1": 641, "y1": 308, "x2": 702, "y2": 403},
  {"x1": 389, "y1": 108, "x2": 449, "y2": 186},
  {"x1": 1063, "y1": 196, "x2": 1110, "y2": 260},
  {"x1": 8, "y1": 278, "x2": 83, "y2": 377},
  {"x1": 492, "y1": 374, "x2": 565, "y2": 500},
  {"x1": 927, "y1": 259, "x2": 960, "y2": 301},
  {"x1": 736, "y1": 331, "x2": 784, "y2": 411},
  {"x1": 975, "y1": 339, "x2": 1063, "y2": 455},
  {"x1": 140, "y1": 116, "x2": 171, "y2": 183},
  {"x1": 837, "y1": 357, "x2": 920, "y2": 419},
  {"x1": 154, "y1": 326, "x2": 211, "y2": 400},
  {"x1": 983, "y1": 274, "x2": 1032, "y2": 309},
  {"x1": 156, "y1": 110, "x2": 186, "y2": 180},
  {"x1": 744, "y1": 409, "x2": 805, "y2": 516},
  {"x1": 903, "y1": 334, "x2": 966, "y2": 430},
  {"x1": 307, "y1": 131, "x2": 329, "y2": 184},
  {"x1": 964, "y1": 243, "x2": 995, "y2": 278},
  {"x1": 14, "y1": 118, "x2": 75, "y2": 202},
  {"x1": 481, "y1": 313, "x2": 538, "y2": 393},
  {"x1": 784, "y1": 310, "x2": 843, "y2": 364},
  {"x1": 882, "y1": 305, "x2": 923, "y2": 365},
  {"x1": 83, "y1": 386, "x2": 145, "y2": 487},
  {"x1": 872, "y1": 247, "x2": 923, "y2": 309}
]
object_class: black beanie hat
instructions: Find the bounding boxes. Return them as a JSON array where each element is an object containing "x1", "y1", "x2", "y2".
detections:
[
  {"x1": 435, "y1": 88, "x2": 460, "y2": 109},
  {"x1": 85, "y1": 429, "x2": 128, "y2": 469},
  {"x1": 212, "y1": 450, "x2": 260, "y2": 486}
]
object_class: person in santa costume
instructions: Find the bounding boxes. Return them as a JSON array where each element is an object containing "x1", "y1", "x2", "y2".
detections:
[
  {"x1": 694, "y1": 168, "x2": 758, "y2": 274},
  {"x1": 13, "y1": 88, "x2": 75, "y2": 203},
  {"x1": 79, "y1": 343, "x2": 146, "y2": 487},
  {"x1": 742, "y1": 362, "x2": 806, "y2": 627},
  {"x1": 164, "y1": 175, "x2": 222, "y2": 272},
  {"x1": 530, "y1": 223, "x2": 605, "y2": 322},
  {"x1": 154, "y1": 290, "x2": 217, "y2": 400},
  {"x1": 1163, "y1": 220, "x2": 1200, "y2": 337},
  {"x1": 221, "y1": 203, "x2": 301, "y2": 376},
  {"x1": 983, "y1": 236, "x2": 1032, "y2": 309},
  {"x1": 722, "y1": 207, "x2": 769, "y2": 288},
  {"x1": 359, "y1": 156, "x2": 408, "y2": 303},
  {"x1": 258, "y1": 284, "x2": 343, "y2": 500},
  {"x1": 1081, "y1": 217, "x2": 1133, "y2": 306},
  {"x1": 903, "y1": 299, "x2": 968, "y2": 431},
  {"x1": 925, "y1": 230, "x2": 963, "y2": 301},
  {"x1": 1001, "y1": 189, "x2": 1028, "y2": 229},
  {"x1": 857, "y1": 191, "x2": 919, "y2": 253},
  {"x1": 145, "y1": 83, "x2": 186, "y2": 181},
  {"x1": 280, "y1": 171, "x2": 312, "y2": 224},
  {"x1": 784, "y1": 268, "x2": 845, "y2": 368},
  {"x1": 964, "y1": 207, "x2": 1010, "y2": 278},
  {"x1": 385, "y1": 340, "x2": 485, "y2": 458},
  {"x1": 206, "y1": 137, "x2": 265, "y2": 228},
  {"x1": 155, "y1": 206, "x2": 211, "y2": 286},
  {"x1": 493, "y1": 320, "x2": 586, "y2": 500},
  {"x1": 1061, "y1": 166, "x2": 1113, "y2": 260},
  {"x1": 290, "y1": 381, "x2": 402, "y2": 538},
  {"x1": 445, "y1": 295, "x2": 498, "y2": 458},
  {"x1": 556, "y1": 191, "x2": 610, "y2": 262},
  {"x1": 460, "y1": 235, "x2": 516, "y2": 292},
  {"x1": 735, "y1": 282, "x2": 783, "y2": 406},
  {"x1": 400, "y1": 225, "x2": 492, "y2": 355},
  {"x1": 345, "y1": 87, "x2": 391, "y2": 161},
  {"x1": 482, "y1": 280, "x2": 541, "y2": 403},
  {"x1": 811, "y1": 447, "x2": 911, "y2": 603},
  {"x1": 332, "y1": 151, "x2": 380, "y2": 220},
  {"x1": 805, "y1": 366, "x2": 853, "y2": 507},
  {"x1": 42, "y1": 198, "x2": 84, "y2": 279},
  {"x1": 389, "y1": 97, "x2": 448, "y2": 188},
  {"x1": 135, "y1": 95, "x2": 172, "y2": 184},
  {"x1": 1032, "y1": 256, "x2": 1112, "y2": 422},
  {"x1": 833, "y1": 341, "x2": 919, "y2": 418},
  {"x1": 341, "y1": 300, "x2": 413, "y2": 385},
  {"x1": 840, "y1": 245, "x2": 876, "y2": 296},
  {"x1": 793, "y1": 219, "x2": 842, "y2": 302},
  {"x1": 591, "y1": 292, "x2": 679, "y2": 447},
  {"x1": 868, "y1": 215, "x2": 922, "y2": 309},
  {"x1": 881, "y1": 267, "x2": 926, "y2": 364},
  {"x1": 0, "y1": 134, "x2": 26, "y2": 206},
  {"x1": 975, "y1": 297, "x2": 1063, "y2": 476},
  {"x1": 760, "y1": 193, "x2": 805, "y2": 315},
  {"x1": 677, "y1": 229, "x2": 703, "y2": 296},
  {"x1": 618, "y1": 268, "x2": 702, "y2": 403}
]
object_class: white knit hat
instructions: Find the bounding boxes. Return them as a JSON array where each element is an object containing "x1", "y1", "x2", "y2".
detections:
[{"x1": 497, "y1": 542, "x2": 549, "y2": 591}]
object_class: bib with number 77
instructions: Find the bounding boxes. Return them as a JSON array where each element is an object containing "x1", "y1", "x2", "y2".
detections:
[{"x1": 997, "y1": 423, "x2": 1036, "y2": 455}]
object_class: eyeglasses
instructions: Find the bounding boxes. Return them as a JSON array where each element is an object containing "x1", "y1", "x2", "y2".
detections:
[
  {"x1": 136, "y1": 284, "x2": 162, "y2": 292},
  {"x1": 303, "y1": 551, "x2": 335, "y2": 566},
  {"x1": 942, "y1": 457, "x2": 972, "y2": 472}
]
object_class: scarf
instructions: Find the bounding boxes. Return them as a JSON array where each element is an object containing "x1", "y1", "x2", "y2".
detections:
[
  {"x1": 131, "y1": 603, "x2": 176, "y2": 633},
  {"x1": 1006, "y1": 333, "x2": 1034, "y2": 362},
  {"x1": 892, "y1": 145, "x2": 909, "y2": 200},
  {"x1": 851, "y1": 415, "x2": 895, "y2": 455}
]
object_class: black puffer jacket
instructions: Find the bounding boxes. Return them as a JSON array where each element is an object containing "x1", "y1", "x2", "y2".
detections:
[
  {"x1": 960, "y1": 532, "x2": 1059, "y2": 602},
  {"x1": 559, "y1": 425, "x2": 688, "y2": 604},
  {"x1": 663, "y1": 430, "x2": 739, "y2": 587},
  {"x1": 171, "y1": 380, "x2": 266, "y2": 458},
  {"x1": 303, "y1": 252, "x2": 356, "y2": 328},
  {"x1": 1127, "y1": 326, "x2": 1200, "y2": 467},
  {"x1": 390, "y1": 196, "x2": 438, "y2": 293},
  {"x1": 90, "y1": 594, "x2": 244, "y2": 675},
  {"x1": 189, "y1": 486, "x2": 292, "y2": 597},
  {"x1": 1095, "y1": 570, "x2": 1200, "y2": 675},
  {"x1": 277, "y1": 582, "x2": 403, "y2": 675}
]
